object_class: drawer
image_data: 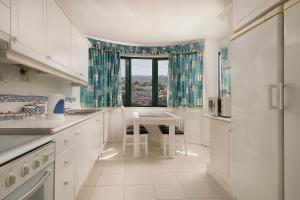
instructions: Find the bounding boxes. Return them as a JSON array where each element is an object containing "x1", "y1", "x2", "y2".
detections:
[
  {"x1": 55, "y1": 146, "x2": 75, "y2": 178},
  {"x1": 0, "y1": 1, "x2": 10, "y2": 40},
  {"x1": 55, "y1": 166, "x2": 75, "y2": 200},
  {"x1": 54, "y1": 128, "x2": 75, "y2": 156}
]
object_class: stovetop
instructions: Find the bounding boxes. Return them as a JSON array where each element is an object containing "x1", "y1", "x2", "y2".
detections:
[{"x1": 0, "y1": 135, "x2": 53, "y2": 165}]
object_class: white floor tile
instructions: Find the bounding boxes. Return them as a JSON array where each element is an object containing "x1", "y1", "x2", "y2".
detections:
[
  {"x1": 90, "y1": 186, "x2": 124, "y2": 200},
  {"x1": 183, "y1": 182, "x2": 219, "y2": 199},
  {"x1": 154, "y1": 184, "x2": 188, "y2": 199},
  {"x1": 124, "y1": 185, "x2": 156, "y2": 200},
  {"x1": 96, "y1": 173, "x2": 125, "y2": 186},
  {"x1": 125, "y1": 171, "x2": 152, "y2": 185},
  {"x1": 151, "y1": 172, "x2": 179, "y2": 185},
  {"x1": 175, "y1": 172, "x2": 212, "y2": 184}
]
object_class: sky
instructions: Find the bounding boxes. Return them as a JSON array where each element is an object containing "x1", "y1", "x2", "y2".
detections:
[{"x1": 120, "y1": 59, "x2": 168, "y2": 77}]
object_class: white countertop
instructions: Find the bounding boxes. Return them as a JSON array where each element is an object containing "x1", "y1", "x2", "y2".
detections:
[
  {"x1": 0, "y1": 109, "x2": 107, "y2": 135},
  {"x1": 203, "y1": 113, "x2": 231, "y2": 123}
]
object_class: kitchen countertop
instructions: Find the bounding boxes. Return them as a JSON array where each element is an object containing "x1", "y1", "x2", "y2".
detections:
[
  {"x1": 0, "y1": 135, "x2": 53, "y2": 165},
  {"x1": 0, "y1": 109, "x2": 107, "y2": 135},
  {"x1": 203, "y1": 113, "x2": 231, "y2": 123}
]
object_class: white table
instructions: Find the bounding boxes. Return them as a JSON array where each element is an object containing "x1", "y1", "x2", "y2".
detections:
[{"x1": 133, "y1": 112, "x2": 181, "y2": 158}]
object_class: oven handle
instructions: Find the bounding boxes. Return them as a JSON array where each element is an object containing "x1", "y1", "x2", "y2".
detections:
[{"x1": 19, "y1": 169, "x2": 51, "y2": 200}]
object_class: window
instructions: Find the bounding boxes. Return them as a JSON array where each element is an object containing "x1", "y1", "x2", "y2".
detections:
[{"x1": 121, "y1": 57, "x2": 169, "y2": 107}]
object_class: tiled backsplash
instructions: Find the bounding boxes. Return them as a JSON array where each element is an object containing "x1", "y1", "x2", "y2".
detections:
[
  {"x1": 0, "y1": 64, "x2": 81, "y2": 113},
  {"x1": 0, "y1": 94, "x2": 76, "y2": 103}
]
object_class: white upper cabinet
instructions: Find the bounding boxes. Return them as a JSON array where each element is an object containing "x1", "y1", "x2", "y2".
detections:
[
  {"x1": 70, "y1": 25, "x2": 89, "y2": 82},
  {"x1": 46, "y1": 0, "x2": 70, "y2": 73},
  {"x1": 233, "y1": 0, "x2": 282, "y2": 31},
  {"x1": 10, "y1": 0, "x2": 46, "y2": 62},
  {"x1": 0, "y1": 0, "x2": 10, "y2": 7},
  {"x1": 0, "y1": 1, "x2": 10, "y2": 42}
]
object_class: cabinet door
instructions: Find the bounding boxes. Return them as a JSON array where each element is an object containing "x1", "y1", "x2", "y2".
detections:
[
  {"x1": 0, "y1": 1, "x2": 10, "y2": 42},
  {"x1": 70, "y1": 25, "x2": 88, "y2": 82},
  {"x1": 210, "y1": 120, "x2": 230, "y2": 179},
  {"x1": 46, "y1": 0, "x2": 70, "y2": 73},
  {"x1": 74, "y1": 122, "x2": 90, "y2": 196},
  {"x1": 233, "y1": 0, "x2": 282, "y2": 31},
  {"x1": 11, "y1": 0, "x2": 46, "y2": 62},
  {"x1": 284, "y1": 2, "x2": 300, "y2": 199}
]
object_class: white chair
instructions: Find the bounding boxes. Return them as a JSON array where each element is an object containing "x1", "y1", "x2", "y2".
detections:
[
  {"x1": 121, "y1": 106, "x2": 149, "y2": 155},
  {"x1": 159, "y1": 118, "x2": 187, "y2": 156}
]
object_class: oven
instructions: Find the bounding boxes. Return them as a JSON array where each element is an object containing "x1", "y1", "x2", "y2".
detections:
[{"x1": 0, "y1": 142, "x2": 54, "y2": 200}]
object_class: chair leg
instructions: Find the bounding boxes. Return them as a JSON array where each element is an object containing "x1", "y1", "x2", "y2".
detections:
[
  {"x1": 123, "y1": 136, "x2": 126, "y2": 155},
  {"x1": 163, "y1": 135, "x2": 167, "y2": 156},
  {"x1": 183, "y1": 136, "x2": 188, "y2": 156},
  {"x1": 145, "y1": 135, "x2": 148, "y2": 155}
]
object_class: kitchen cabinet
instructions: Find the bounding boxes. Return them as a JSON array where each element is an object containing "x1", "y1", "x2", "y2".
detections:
[
  {"x1": 0, "y1": 1, "x2": 10, "y2": 42},
  {"x1": 70, "y1": 25, "x2": 89, "y2": 82},
  {"x1": 207, "y1": 118, "x2": 232, "y2": 194},
  {"x1": 233, "y1": 0, "x2": 282, "y2": 31},
  {"x1": 46, "y1": 0, "x2": 70, "y2": 73},
  {"x1": 0, "y1": 0, "x2": 10, "y2": 7},
  {"x1": 10, "y1": 0, "x2": 46, "y2": 62},
  {"x1": 53, "y1": 113, "x2": 104, "y2": 200}
]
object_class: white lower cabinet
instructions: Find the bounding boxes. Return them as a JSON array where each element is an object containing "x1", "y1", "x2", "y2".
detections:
[
  {"x1": 54, "y1": 113, "x2": 104, "y2": 200},
  {"x1": 207, "y1": 118, "x2": 232, "y2": 194}
]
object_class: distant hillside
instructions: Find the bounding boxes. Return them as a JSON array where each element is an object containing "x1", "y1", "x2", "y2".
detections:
[{"x1": 132, "y1": 75, "x2": 168, "y2": 85}]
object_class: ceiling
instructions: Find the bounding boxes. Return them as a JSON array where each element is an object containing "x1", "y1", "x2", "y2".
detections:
[{"x1": 57, "y1": 0, "x2": 231, "y2": 46}]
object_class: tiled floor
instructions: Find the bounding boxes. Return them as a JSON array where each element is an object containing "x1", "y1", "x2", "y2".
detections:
[{"x1": 76, "y1": 143, "x2": 233, "y2": 200}]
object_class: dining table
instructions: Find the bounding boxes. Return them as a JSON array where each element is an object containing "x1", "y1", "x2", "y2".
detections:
[{"x1": 133, "y1": 111, "x2": 181, "y2": 158}]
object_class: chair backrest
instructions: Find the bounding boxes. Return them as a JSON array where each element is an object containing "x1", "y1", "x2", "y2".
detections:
[
  {"x1": 121, "y1": 106, "x2": 127, "y2": 136},
  {"x1": 176, "y1": 117, "x2": 184, "y2": 131},
  {"x1": 103, "y1": 110, "x2": 110, "y2": 143}
]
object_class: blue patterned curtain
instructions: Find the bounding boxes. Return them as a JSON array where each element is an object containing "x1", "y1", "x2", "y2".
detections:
[
  {"x1": 219, "y1": 48, "x2": 231, "y2": 97},
  {"x1": 168, "y1": 52, "x2": 204, "y2": 108},
  {"x1": 81, "y1": 48, "x2": 121, "y2": 107},
  {"x1": 81, "y1": 38, "x2": 204, "y2": 108}
]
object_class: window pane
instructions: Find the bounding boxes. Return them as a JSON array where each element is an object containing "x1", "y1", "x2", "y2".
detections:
[
  {"x1": 120, "y1": 59, "x2": 126, "y2": 105},
  {"x1": 131, "y1": 59, "x2": 152, "y2": 106},
  {"x1": 158, "y1": 60, "x2": 169, "y2": 106}
]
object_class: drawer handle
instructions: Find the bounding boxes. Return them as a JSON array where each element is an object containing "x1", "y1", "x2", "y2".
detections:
[
  {"x1": 64, "y1": 181, "x2": 69, "y2": 187},
  {"x1": 64, "y1": 139, "x2": 70, "y2": 144},
  {"x1": 64, "y1": 160, "x2": 70, "y2": 167}
]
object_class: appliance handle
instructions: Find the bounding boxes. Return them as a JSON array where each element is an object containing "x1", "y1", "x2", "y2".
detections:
[
  {"x1": 268, "y1": 83, "x2": 284, "y2": 110},
  {"x1": 19, "y1": 169, "x2": 51, "y2": 200}
]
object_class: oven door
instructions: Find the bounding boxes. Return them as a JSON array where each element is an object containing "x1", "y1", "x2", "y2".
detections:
[{"x1": 4, "y1": 163, "x2": 54, "y2": 200}]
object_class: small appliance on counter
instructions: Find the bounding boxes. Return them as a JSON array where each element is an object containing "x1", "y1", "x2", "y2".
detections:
[
  {"x1": 220, "y1": 96, "x2": 231, "y2": 118},
  {"x1": 47, "y1": 94, "x2": 65, "y2": 120},
  {"x1": 208, "y1": 97, "x2": 221, "y2": 116},
  {"x1": 208, "y1": 96, "x2": 231, "y2": 118}
]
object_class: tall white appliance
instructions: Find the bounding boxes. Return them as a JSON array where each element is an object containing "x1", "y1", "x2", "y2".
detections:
[
  {"x1": 231, "y1": 6, "x2": 284, "y2": 200},
  {"x1": 284, "y1": 1, "x2": 300, "y2": 199}
]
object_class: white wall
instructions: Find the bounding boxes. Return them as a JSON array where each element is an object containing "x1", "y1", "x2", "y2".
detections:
[
  {"x1": 203, "y1": 38, "x2": 222, "y2": 146},
  {"x1": 0, "y1": 64, "x2": 80, "y2": 112}
]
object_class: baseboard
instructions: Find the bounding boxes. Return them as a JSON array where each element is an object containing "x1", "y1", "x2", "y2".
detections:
[{"x1": 207, "y1": 163, "x2": 233, "y2": 195}]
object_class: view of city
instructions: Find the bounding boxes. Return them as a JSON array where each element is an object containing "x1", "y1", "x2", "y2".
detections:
[{"x1": 120, "y1": 59, "x2": 168, "y2": 106}]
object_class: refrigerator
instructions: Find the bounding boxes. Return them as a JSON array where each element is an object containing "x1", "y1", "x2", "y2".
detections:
[
  {"x1": 230, "y1": 1, "x2": 300, "y2": 199},
  {"x1": 284, "y1": 2, "x2": 300, "y2": 200}
]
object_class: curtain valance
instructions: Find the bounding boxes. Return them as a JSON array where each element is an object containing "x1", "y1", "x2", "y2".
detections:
[{"x1": 89, "y1": 38, "x2": 204, "y2": 56}]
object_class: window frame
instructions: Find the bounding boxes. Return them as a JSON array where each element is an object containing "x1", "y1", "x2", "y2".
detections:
[{"x1": 121, "y1": 56, "x2": 169, "y2": 107}]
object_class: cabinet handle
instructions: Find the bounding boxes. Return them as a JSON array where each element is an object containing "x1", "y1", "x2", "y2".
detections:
[
  {"x1": 64, "y1": 181, "x2": 69, "y2": 187},
  {"x1": 64, "y1": 160, "x2": 70, "y2": 167},
  {"x1": 64, "y1": 139, "x2": 70, "y2": 144},
  {"x1": 11, "y1": 37, "x2": 18, "y2": 42}
]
